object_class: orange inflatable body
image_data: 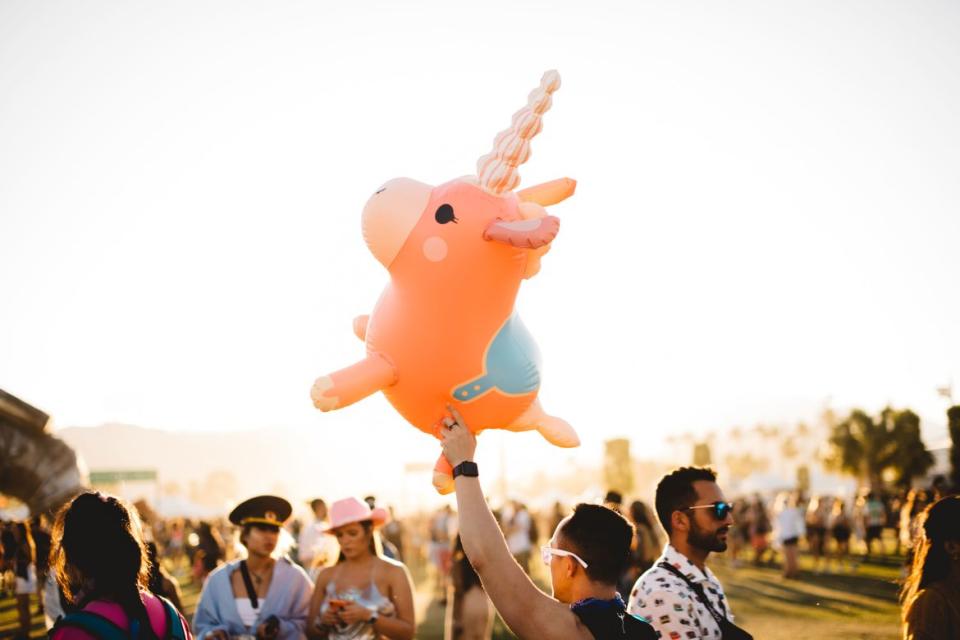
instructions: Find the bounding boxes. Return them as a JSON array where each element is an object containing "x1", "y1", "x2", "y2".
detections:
[{"x1": 311, "y1": 71, "x2": 579, "y2": 493}]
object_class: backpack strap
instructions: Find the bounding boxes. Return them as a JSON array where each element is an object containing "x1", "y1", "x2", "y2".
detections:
[
  {"x1": 53, "y1": 610, "x2": 131, "y2": 640},
  {"x1": 156, "y1": 596, "x2": 187, "y2": 640}
]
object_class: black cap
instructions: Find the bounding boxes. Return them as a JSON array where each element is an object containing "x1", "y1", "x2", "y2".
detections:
[
  {"x1": 604, "y1": 490, "x2": 623, "y2": 506},
  {"x1": 229, "y1": 495, "x2": 292, "y2": 527}
]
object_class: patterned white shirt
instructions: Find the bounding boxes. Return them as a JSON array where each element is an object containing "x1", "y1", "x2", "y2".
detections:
[{"x1": 627, "y1": 544, "x2": 733, "y2": 640}]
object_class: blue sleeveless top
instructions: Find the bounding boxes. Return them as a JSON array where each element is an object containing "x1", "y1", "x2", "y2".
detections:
[{"x1": 570, "y1": 594, "x2": 657, "y2": 640}]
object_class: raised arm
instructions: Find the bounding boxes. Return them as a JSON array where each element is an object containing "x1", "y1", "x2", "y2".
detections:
[{"x1": 439, "y1": 407, "x2": 587, "y2": 640}]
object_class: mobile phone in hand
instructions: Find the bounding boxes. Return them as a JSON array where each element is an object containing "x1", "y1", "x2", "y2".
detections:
[{"x1": 264, "y1": 615, "x2": 279, "y2": 636}]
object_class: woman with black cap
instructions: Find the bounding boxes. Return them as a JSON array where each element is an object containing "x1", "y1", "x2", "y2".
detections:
[{"x1": 193, "y1": 495, "x2": 313, "y2": 640}]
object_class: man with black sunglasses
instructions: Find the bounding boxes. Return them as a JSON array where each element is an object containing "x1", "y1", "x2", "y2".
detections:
[{"x1": 627, "y1": 467, "x2": 752, "y2": 639}]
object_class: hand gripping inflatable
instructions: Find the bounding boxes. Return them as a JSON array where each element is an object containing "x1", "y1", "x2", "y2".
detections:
[{"x1": 311, "y1": 70, "x2": 579, "y2": 493}]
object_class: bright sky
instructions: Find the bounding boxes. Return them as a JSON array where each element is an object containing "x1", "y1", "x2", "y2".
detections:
[{"x1": 2, "y1": 1, "x2": 958, "y2": 496}]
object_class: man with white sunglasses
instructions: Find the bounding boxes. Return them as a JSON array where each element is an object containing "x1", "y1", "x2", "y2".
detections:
[
  {"x1": 627, "y1": 467, "x2": 753, "y2": 639},
  {"x1": 439, "y1": 406, "x2": 656, "y2": 640}
]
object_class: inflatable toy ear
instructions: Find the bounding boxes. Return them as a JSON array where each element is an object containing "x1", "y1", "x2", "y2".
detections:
[
  {"x1": 483, "y1": 216, "x2": 560, "y2": 249},
  {"x1": 517, "y1": 178, "x2": 577, "y2": 206}
]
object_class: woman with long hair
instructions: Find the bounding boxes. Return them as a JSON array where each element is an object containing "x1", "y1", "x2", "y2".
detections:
[
  {"x1": 901, "y1": 495, "x2": 960, "y2": 639},
  {"x1": 48, "y1": 491, "x2": 191, "y2": 640},
  {"x1": 192, "y1": 495, "x2": 313, "y2": 640},
  {"x1": 307, "y1": 497, "x2": 415, "y2": 640}
]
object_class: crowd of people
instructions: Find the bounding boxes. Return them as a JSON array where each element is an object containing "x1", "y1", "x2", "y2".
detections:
[
  {"x1": 1, "y1": 423, "x2": 958, "y2": 639},
  {"x1": 720, "y1": 484, "x2": 949, "y2": 578}
]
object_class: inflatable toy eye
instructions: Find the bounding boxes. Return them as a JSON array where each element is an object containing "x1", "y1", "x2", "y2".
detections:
[{"x1": 435, "y1": 204, "x2": 457, "y2": 224}]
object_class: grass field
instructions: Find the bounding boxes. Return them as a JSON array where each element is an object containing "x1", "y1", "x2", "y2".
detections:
[{"x1": 1, "y1": 554, "x2": 903, "y2": 639}]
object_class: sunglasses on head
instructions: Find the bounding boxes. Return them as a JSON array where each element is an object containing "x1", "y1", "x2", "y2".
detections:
[
  {"x1": 541, "y1": 545, "x2": 589, "y2": 569},
  {"x1": 683, "y1": 501, "x2": 734, "y2": 520}
]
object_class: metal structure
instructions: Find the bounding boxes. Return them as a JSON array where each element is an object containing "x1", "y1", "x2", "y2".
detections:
[{"x1": 0, "y1": 389, "x2": 85, "y2": 515}]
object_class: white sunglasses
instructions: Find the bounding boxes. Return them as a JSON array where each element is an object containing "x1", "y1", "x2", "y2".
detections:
[{"x1": 541, "y1": 545, "x2": 589, "y2": 568}]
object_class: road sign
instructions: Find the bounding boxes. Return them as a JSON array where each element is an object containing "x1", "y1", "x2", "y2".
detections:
[{"x1": 89, "y1": 469, "x2": 158, "y2": 483}]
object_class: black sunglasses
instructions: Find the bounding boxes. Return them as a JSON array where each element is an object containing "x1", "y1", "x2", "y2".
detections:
[{"x1": 683, "y1": 501, "x2": 734, "y2": 520}]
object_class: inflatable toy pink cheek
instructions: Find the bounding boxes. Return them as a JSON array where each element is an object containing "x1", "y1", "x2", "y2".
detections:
[{"x1": 422, "y1": 236, "x2": 448, "y2": 262}]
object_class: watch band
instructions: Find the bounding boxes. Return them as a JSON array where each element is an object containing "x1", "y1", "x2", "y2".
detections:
[{"x1": 453, "y1": 461, "x2": 479, "y2": 478}]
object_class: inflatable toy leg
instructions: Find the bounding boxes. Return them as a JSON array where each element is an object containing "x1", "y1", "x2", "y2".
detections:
[
  {"x1": 511, "y1": 399, "x2": 579, "y2": 447},
  {"x1": 432, "y1": 454, "x2": 454, "y2": 495},
  {"x1": 311, "y1": 353, "x2": 396, "y2": 412},
  {"x1": 352, "y1": 315, "x2": 369, "y2": 341}
]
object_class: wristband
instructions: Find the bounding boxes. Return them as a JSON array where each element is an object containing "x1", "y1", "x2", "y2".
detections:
[{"x1": 452, "y1": 461, "x2": 479, "y2": 478}]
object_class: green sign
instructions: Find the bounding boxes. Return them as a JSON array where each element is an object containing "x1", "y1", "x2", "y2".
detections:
[{"x1": 89, "y1": 469, "x2": 157, "y2": 484}]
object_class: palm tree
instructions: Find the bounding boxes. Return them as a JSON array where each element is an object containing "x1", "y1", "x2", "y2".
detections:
[{"x1": 824, "y1": 407, "x2": 933, "y2": 489}]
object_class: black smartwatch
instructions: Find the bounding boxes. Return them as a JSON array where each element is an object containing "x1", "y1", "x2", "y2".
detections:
[{"x1": 452, "y1": 461, "x2": 479, "y2": 478}]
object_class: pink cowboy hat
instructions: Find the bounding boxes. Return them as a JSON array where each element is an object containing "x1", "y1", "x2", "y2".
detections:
[{"x1": 323, "y1": 497, "x2": 390, "y2": 533}]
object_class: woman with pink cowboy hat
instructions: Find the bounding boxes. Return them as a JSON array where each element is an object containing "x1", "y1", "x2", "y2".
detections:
[{"x1": 306, "y1": 497, "x2": 415, "y2": 640}]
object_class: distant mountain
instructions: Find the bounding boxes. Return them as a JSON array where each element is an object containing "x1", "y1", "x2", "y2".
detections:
[
  {"x1": 51, "y1": 420, "x2": 461, "y2": 515},
  {"x1": 55, "y1": 423, "x2": 337, "y2": 513}
]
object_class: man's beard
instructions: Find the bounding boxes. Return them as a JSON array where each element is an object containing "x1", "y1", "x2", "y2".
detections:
[{"x1": 688, "y1": 520, "x2": 729, "y2": 553}]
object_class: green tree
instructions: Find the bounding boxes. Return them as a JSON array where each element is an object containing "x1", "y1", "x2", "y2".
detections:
[
  {"x1": 948, "y1": 405, "x2": 960, "y2": 490},
  {"x1": 885, "y1": 408, "x2": 934, "y2": 487},
  {"x1": 825, "y1": 407, "x2": 933, "y2": 489}
]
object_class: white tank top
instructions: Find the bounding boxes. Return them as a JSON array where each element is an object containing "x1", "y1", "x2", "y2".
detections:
[{"x1": 235, "y1": 597, "x2": 260, "y2": 628}]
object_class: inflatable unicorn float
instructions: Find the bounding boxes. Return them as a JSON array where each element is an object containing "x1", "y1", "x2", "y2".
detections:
[{"x1": 311, "y1": 70, "x2": 579, "y2": 493}]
